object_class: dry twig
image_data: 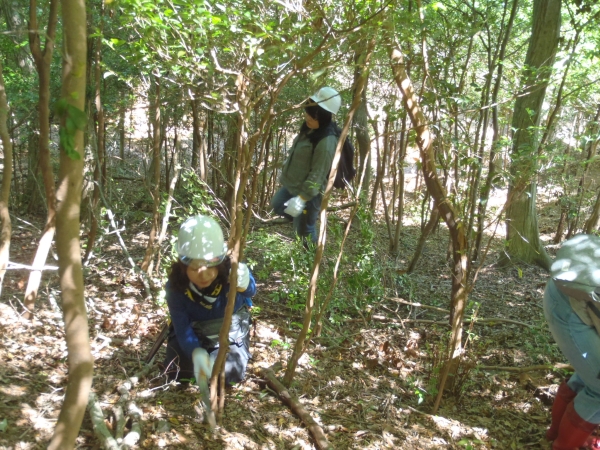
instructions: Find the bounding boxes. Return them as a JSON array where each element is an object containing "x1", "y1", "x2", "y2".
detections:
[{"x1": 260, "y1": 364, "x2": 333, "y2": 450}]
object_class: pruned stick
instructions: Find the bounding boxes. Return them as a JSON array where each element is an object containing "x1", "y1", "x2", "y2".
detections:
[
  {"x1": 353, "y1": 315, "x2": 534, "y2": 329},
  {"x1": 88, "y1": 393, "x2": 120, "y2": 450},
  {"x1": 476, "y1": 363, "x2": 573, "y2": 373},
  {"x1": 385, "y1": 297, "x2": 450, "y2": 313},
  {"x1": 260, "y1": 365, "x2": 333, "y2": 450}
]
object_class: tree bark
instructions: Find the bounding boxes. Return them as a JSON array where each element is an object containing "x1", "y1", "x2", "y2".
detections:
[
  {"x1": 23, "y1": 0, "x2": 59, "y2": 318},
  {"x1": 385, "y1": 22, "x2": 469, "y2": 414},
  {"x1": 502, "y1": 0, "x2": 561, "y2": 270},
  {"x1": 1, "y1": 0, "x2": 35, "y2": 74},
  {"x1": 84, "y1": 2, "x2": 104, "y2": 263},
  {"x1": 353, "y1": 53, "x2": 371, "y2": 199},
  {"x1": 0, "y1": 61, "x2": 13, "y2": 296},
  {"x1": 261, "y1": 365, "x2": 333, "y2": 450},
  {"x1": 472, "y1": 0, "x2": 518, "y2": 263},
  {"x1": 47, "y1": 0, "x2": 92, "y2": 447},
  {"x1": 140, "y1": 78, "x2": 161, "y2": 275},
  {"x1": 391, "y1": 113, "x2": 408, "y2": 254},
  {"x1": 584, "y1": 189, "x2": 600, "y2": 234},
  {"x1": 566, "y1": 104, "x2": 600, "y2": 238},
  {"x1": 283, "y1": 39, "x2": 375, "y2": 386}
]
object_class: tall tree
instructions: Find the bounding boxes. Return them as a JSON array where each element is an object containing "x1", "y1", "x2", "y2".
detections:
[
  {"x1": 140, "y1": 77, "x2": 161, "y2": 276},
  {"x1": 501, "y1": 0, "x2": 561, "y2": 269},
  {"x1": 0, "y1": 60, "x2": 12, "y2": 295},
  {"x1": 84, "y1": 0, "x2": 105, "y2": 263},
  {"x1": 47, "y1": 0, "x2": 92, "y2": 446},
  {"x1": 24, "y1": 0, "x2": 59, "y2": 317}
]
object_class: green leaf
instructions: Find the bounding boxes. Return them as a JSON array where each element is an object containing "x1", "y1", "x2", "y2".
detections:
[
  {"x1": 59, "y1": 128, "x2": 81, "y2": 160},
  {"x1": 67, "y1": 104, "x2": 87, "y2": 130},
  {"x1": 0, "y1": 418, "x2": 7, "y2": 432},
  {"x1": 65, "y1": 116, "x2": 77, "y2": 134},
  {"x1": 55, "y1": 98, "x2": 69, "y2": 116}
]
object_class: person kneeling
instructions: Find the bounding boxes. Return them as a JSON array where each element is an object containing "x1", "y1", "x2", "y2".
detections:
[{"x1": 163, "y1": 214, "x2": 256, "y2": 386}]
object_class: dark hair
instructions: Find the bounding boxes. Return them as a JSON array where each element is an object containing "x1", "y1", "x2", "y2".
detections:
[
  {"x1": 303, "y1": 102, "x2": 333, "y2": 131},
  {"x1": 168, "y1": 257, "x2": 231, "y2": 292}
]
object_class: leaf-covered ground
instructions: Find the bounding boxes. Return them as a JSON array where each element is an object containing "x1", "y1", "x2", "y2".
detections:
[{"x1": 0, "y1": 184, "x2": 571, "y2": 450}]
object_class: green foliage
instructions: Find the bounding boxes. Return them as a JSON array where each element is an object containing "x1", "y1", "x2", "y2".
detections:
[
  {"x1": 173, "y1": 169, "x2": 220, "y2": 219},
  {"x1": 55, "y1": 99, "x2": 87, "y2": 160},
  {"x1": 340, "y1": 208, "x2": 387, "y2": 313},
  {"x1": 250, "y1": 229, "x2": 313, "y2": 311}
]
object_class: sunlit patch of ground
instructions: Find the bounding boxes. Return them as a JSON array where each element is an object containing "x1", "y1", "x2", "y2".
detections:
[{"x1": 0, "y1": 175, "x2": 570, "y2": 449}]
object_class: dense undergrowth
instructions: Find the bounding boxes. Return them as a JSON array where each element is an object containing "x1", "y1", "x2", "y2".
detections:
[{"x1": 0, "y1": 170, "x2": 576, "y2": 449}]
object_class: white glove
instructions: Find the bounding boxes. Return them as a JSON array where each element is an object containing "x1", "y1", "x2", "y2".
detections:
[
  {"x1": 192, "y1": 347, "x2": 213, "y2": 382},
  {"x1": 284, "y1": 196, "x2": 306, "y2": 218},
  {"x1": 237, "y1": 263, "x2": 250, "y2": 291}
]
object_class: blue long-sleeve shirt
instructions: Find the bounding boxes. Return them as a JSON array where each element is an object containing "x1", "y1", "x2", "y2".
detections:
[{"x1": 166, "y1": 272, "x2": 256, "y2": 360}]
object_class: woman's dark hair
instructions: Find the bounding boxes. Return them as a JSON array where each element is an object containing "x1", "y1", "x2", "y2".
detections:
[
  {"x1": 168, "y1": 256, "x2": 231, "y2": 292},
  {"x1": 302, "y1": 102, "x2": 333, "y2": 131}
]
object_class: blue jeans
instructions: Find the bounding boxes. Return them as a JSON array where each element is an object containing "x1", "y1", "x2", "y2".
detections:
[
  {"x1": 544, "y1": 279, "x2": 600, "y2": 423},
  {"x1": 270, "y1": 186, "x2": 321, "y2": 243}
]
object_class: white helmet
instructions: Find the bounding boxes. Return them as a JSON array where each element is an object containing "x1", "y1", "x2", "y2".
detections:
[
  {"x1": 177, "y1": 215, "x2": 227, "y2": 267},
  {"x1": 310, "y1": 86, "x2": 341, "y2": 115}
]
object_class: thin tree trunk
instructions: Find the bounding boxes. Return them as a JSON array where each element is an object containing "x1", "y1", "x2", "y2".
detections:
[
  {"x1": 385, "y1": 22, "x2": 469, "y2": 414},
  {"x1": 566, "y1": 105, "x2": 600, "y2": 238},
  {"x1": 24, "y1": 0, "x2": 59, "y2": 318},
  {"x1": 391, "y1": 114, "x2": 408, "y2": 254},
  {"x1": 472, "y1": 0, "x2": 518, "y2": 262},
  {"x1": 407, "y1": 208, "x2": 440, "y2": 274},
  {"x1": 353, "y1": 50, "x2": 371, "y2": 199},
  {"x1": 140, "y1": 78, "x2": 161, "y2": 275},
  {"x1": 155, "y1": 136, "x2": 180, "y2": 276},
  {"x1": 1, "y1": 0, "x2": 35, "y2": 74},
  {"x1": 119, "y1": 104, "x2": 125, "y2": 162},
  {"x1": 47, "y1": 0, "x2": 92, "y2": 446},
  {"x1": 84, "y1": 3, "x2": 104, "y2": 263},
  {"x1": 0, "y1": 61, "x2": 13, "y2": 295},
  {"x1": 370, "y1": 114, "x2": 386, "y2": 211},
  {"x1": 283, "y1": 39, "x2": 375, "y2": 386}
]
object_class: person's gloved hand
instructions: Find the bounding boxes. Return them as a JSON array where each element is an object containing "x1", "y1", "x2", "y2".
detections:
[
  {"x1": 284, "y1": 196, "x2": 306, "y2": 218},
  {"x1": 192, "y1": 347, "x2": 213, "y2": 382},
  {"x1": 237, "y1": 263, "x2": 250, "y2": 291}
]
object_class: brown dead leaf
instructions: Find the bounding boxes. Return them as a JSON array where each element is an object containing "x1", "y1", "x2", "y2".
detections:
[
  {"x1": 101, "y1": 317, "x2": 113, "y2": 330},
  {"x1": 365, "y1": 358, "x2": 380, "y2": 370}
]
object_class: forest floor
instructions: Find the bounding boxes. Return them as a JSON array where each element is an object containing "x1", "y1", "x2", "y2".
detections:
[{"x1": 0, "y1": 179, "x2": 578, "y2": 450}]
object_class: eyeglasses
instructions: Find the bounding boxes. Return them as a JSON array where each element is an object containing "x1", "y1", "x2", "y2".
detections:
[{"x1": 180, "y1": 254, "x2": 225, "y2": 269}]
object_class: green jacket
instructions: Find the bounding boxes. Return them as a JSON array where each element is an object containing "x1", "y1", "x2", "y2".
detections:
[{"x1": 279, "y1": 130, "x2": 337, "y2": 201}]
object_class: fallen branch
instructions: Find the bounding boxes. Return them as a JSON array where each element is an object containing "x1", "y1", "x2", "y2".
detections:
[
  {"x1": 260, "y1": 364, "x2": 333, "y2": 450},
  {"x1": 88, "y1": 393, "x2": 120, "y2": 450},
  {"x1": 87, "y1": 367, "x2": 150, "y2": 449},
  {"x1": 6, "y1": 261, "x2": 58, "y2": 271},
  {"x1": 476, "y1": 363, "x2": 573, "y2": 373},
  {"x1": 326, "y1": 201, "x2": 357, "y2": 212},
  {"x1": 385, "y1": 297, "x2": 449, "y2": 313},
  {"x1": 353, "y1": 314, "x2": 534, "y2": 329}
]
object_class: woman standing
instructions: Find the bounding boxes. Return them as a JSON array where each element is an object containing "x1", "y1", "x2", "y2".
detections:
[{"x1": 271, "y1": 86, "x2": 342, "y2": 244}]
